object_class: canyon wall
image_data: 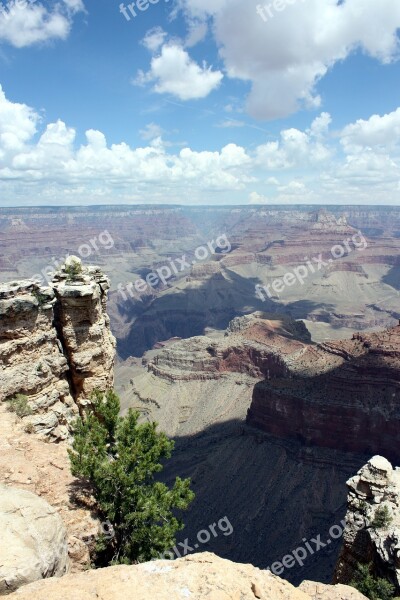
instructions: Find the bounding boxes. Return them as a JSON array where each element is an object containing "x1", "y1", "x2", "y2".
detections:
[
  {"x1": 247, "y1": 325, "x2": 400, "y2": 463},
  {"x1": 0, "y1": 262, "x2": 115, "y2": 438}
]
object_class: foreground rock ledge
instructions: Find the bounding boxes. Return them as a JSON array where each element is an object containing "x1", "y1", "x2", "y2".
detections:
[
  {"x1": 9, "y1": 552, "x2": 366, "y2": 600},
  {"x1": 0, "y1": 484, "x2": 69, "y2": 595}
]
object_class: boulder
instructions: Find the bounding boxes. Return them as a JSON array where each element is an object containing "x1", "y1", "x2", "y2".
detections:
[
  {"x1": 7, "y1": 552, "x2": 366, "y2": 600},
  {"x1": 0, "y1": 485, "x2": 69, "y2": 595}
]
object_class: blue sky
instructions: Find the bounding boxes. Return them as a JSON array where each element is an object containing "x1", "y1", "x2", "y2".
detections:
[{"x1": 1, "y1": 0, "x2": 400, "y2": 206}]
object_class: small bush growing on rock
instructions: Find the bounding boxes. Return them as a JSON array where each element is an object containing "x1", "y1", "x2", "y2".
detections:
[
  {"x1": 7, "y1": 394, "x2": 33, "y2": 418},
  {"x1": 68, "y1": 389, "x2": 195, "y2": 566},
  {"x1": 350, "y1": 563, "x2": 395, "y2": 600},
  {"x1": 24, "y1": 422, "x2": 35, "y2": 434},
  {"x1": 371, "y1": 505, "x2": 393, "y2": 529},
  {"x1": 358, "y1": 500, "x2": 369, "y2": 515},
  {"x1": 65, "y1": 260, "x2": 83, "y2": 281},
  {"x1": 32, "y1": 289, "x2": 48, "y2": 306}
]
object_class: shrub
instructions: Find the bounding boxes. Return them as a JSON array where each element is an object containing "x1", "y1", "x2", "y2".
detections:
[
  {"x1": 371, "y1": 505, "x2": 393, "y2": 529},
  {"x1": 68, "y1": 389, "x2": 195, "y2": 566},
  {"x1": 349, "y1": 563, "x2": 395, "y2": 600},
  {"x1": 65, "y1": 261, "x2": 83, "y2": 281},
  {"x1": 24, "y1": 422, "x2": 35, "y2": 434},
  {"x1": 7, "y1": 394, "x2": 33, "y2": 418},
  {"x1": 32, "y1": 289, "x2": 48, "y2": 306}
]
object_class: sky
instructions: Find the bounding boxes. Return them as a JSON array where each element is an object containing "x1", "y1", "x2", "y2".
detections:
[{"x1": 0, "y1": 0, "x2": 400, "y2": 206}]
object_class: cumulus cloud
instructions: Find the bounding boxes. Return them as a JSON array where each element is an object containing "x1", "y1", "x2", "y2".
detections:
[
  {"x1": 256, "y1": 121, "x2": 332, "y2": 170},
  {"x1": 178, "y1": 0, "x2": 400, "y2": 119},
  {"x1": 248, "y1": 191, "x2": 269, "y2": 204},
  {"x1": 1, "y1": 86, "x2": 400, "y2": 205},
  {"x1": 135, "y1": 44, "x2": 223, "y2": 100},
  {"x1": 340, "y1": 108, "x2": 400, "y2": 152},
  {"x1": 0, "y1": 0, "x2": 84, "y2": 48}
]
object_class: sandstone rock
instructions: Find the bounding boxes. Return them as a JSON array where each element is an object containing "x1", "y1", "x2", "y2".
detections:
[
  {"x1": 0, "y1": 265, "x2": 116, "y2": 438},
  {"x1": 0, "y1": 400, "x2": 99, "y2": 575},
  {"x1": 299, "y1": 580, "x2": 366, "y2": 599},
  {"x1": 7, "y1": 552, "x2": 366, "y2": 600},
  {"x1": 52, "y1": 265, "x2": 116, "y2": 407},
  {"x1": 334, "y1": 456, "x2": 400, "y2": 592},
  {"x1": 0, "y1": 280, "x2": 76, "y2": 440},
  {"x1": 0, "y1": 484, "x2": 69, "y2": 595}
]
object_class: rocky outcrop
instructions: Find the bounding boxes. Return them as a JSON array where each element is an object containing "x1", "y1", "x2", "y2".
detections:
[
  {"x1": 247, "y1": 325, "x2": 400, "y2": 463},
  {"x1": 334, "y1": 456, "x2": 400, "y2": 593},
  {"x1": 0, "y1": 261, "x2": 115, "y2": 437},
  {"x1": 299, "y1": 580, "x2": 366, "y2": 599},
  {"x1": 7, "y1": 552, "x2": 366, "y2": 600},
  {"x1": 0, "y1": 280, "x2": 76, "y2": 440},
  {"x1": 0, "y1": 484, "x2": 69, "y2": 595},
  {"x1": 118, "y1": 312, "x2": 313, "y2": 436},
  {"x1": 0, "y1": 391, "x2": 100, "y2": 579},
  {"x1": 52, "y1": 261, "x2": 115, "y2": 408}
]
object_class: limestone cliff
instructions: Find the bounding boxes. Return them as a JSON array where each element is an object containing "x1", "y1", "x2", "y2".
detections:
[
  {"x1": 334, "y1": 455, "x2": 400, "y2": 593},
  {"x1": 0, "y1": 261, "x2": 115, "y2": 438}
]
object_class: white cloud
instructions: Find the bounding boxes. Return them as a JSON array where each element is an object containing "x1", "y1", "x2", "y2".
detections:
[
  {"x1": 179, "y1": 0, "x2": 400, "y2": 120},
  {"x1": 1, "y1": 87, "x2": 400, "y2": 205},
  {"x1": 0, "y1": 0, "x2": 84, "y2": 48},
  {"x1": 0, "y1": 85, "x2": 38, "y2": 160},
  {"x1": 139, "y1": 123, "x2": 164, "y2": 140},
  {"x1": 184, "y1": 18, "x2": 208, "y2": 47},
  {"x1": 340, "y1": 108, "x2": 400, "y2": 152},
  {"x1": 217, "y1": 119, "x2": 245, "y2": 128},
  {"x1": 256, "y1": 121, "x2": 332, "y2": 170},
  {"x1": 135, "y1": 44, "x2": 223, "y2": 100},
  {"x1": 248, "y1": 191, "x2": 269, "y2": 204},
  {"x1": 141, "y1": 27, "x2": 167, "y2": 52}
]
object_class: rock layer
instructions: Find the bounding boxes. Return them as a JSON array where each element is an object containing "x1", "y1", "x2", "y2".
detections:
[
  {"x1": 334, "y1": 456, "x2": 400, "y2": 593},
  {"x1": 247, "y1": 325, "x2": 400, "y2": 463},
  {"x1": 8, "y1": 552, "x2": 366, "y2": 600},
  {"x1": 52, "y1": 264, "x2": 116, "y2": 408},
  {"x1": 0, "y1": 280, "x2": 76, "y2": 440},
  {"x1": 0, "y1": 264, "x2": 116, "y2": 437}
]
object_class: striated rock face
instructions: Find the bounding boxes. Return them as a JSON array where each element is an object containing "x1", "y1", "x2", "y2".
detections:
[
  {"x1": 118, "y1": 312, "x2": 312, "y2": 436},
  {"x1": 0, "y1": 484, "x2": 69, "y2": 595},
  {"x1": 52, "y1": 262, "x2": 116, "y2": 408},
  {"x1": 7, "y1": 552, "x2": 366, "y2": 600},
  {"x1": 0, "y1": 280, "x2": 76, "y2": 440},
  {"x1": 0, "y1": 263, "x2": 115, "y2": 436},
  {"x1": 334, "y1": 456, "x2": 400, "y2": 592},
  {"x1": 247, "y1": 325, "x2": 400, "y2": 463}
]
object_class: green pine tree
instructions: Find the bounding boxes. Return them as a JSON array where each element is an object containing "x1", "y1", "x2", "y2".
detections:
[
  {"x1": 349, "y1": 563, "x2": 395, "y2": 600},
  {"x1": 68, "y1": 389, "x2": 195, "y2": 565}
]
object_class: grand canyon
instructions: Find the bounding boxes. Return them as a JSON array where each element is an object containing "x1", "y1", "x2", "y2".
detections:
[{"x1": 0, "y1": 204, "x2": 399, "y2": 598}]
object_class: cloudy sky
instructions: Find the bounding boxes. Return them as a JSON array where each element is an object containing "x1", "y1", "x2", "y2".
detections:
[{"x1": 1, "y1": 0, "x2": 400, "y2": 206}]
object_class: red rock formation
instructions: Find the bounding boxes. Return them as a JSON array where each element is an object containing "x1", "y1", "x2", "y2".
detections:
[{"x1": 247, "y1": 325, "x2": 400, "y2": 462}]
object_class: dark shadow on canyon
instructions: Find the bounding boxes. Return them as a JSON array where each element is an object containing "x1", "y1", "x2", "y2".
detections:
[
  {"x1": 113, "y1": 271, "x2": 335, "y2": 359},
  {"x1": 159, "y1": 419, "x2": 368, "y2": 586}
]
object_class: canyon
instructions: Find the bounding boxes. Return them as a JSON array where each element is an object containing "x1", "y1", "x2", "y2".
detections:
[
  {"x1": 1, "y1": 204, "x2": 400, "y2": 597},
  {"x1": 0, "y1": 205, "x2": 399, "y2": 360}
]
